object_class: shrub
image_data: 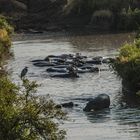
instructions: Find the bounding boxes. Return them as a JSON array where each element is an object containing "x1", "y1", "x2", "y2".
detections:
[
  {"x1": 0, "y1": 15, "x2": 66, "y2": 140},
  {"x1": 0, "y1": 77, "x2": 66, "y2": 140},
  {"x1": 0, "y1": 15, "x2": 13, "y2": 34},
  {"x1": 0, "y1": 16, "x2": 13, "y2": 64},
  {"x1": 111, "y1": 39, "x2": 140, "y2": 91},
  {"x1": 117, "y1": 8, "x2": 140, "y2": 30}
]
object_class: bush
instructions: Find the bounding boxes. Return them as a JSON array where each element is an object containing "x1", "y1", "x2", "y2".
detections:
[
  {"x1": 0, "y1": 15, "x2": 13, "y2": 34},
  {"x1": 118, "y1": 8, "x2": 140, "y2": 30},
  {"x1": 0, "y1": 15, "x2": 66, "y2": 140},
  {"x1": 63, "y1": 0, "x2": 140, "y2": 30},
  {"x1": 0, "y1": 77, "x2": 66, "y2": 140},
  {"x1": 0, "y1": 15, "x2": 13, "y2": 64},
  {"x1": 111, "y1": 39, "x2": 140, "y2": 91}
]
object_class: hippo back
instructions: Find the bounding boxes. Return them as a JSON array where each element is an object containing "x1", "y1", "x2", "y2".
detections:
[{"x1": 83, "y1": 94, "x2": 110, "y2": 112}]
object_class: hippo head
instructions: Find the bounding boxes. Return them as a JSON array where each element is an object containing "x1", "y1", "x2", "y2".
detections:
[{"x1": 83, "y1": 94, "x2": 110, "y2": 112}]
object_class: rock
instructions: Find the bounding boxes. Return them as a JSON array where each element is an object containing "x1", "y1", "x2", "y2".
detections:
[{"x1": 83, "y1": 94, "x2": 110, "y2": 112}]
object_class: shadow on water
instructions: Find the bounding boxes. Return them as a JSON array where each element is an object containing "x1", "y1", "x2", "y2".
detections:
[
  {"x1": 113, "y1": 90, "x2": 140, "y2": 109},
  {"x1": 84, "y1": 109, "x2": 111, "y2": 123}
]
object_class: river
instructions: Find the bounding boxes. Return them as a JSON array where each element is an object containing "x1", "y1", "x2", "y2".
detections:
[{"x1": 8, "y1": 32, "x2": 140, "y2": 140}]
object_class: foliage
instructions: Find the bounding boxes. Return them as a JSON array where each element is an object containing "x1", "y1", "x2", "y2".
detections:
[
  {"x1": 0, "y1": 15, "x2": 66, "y2": 140},
  {"x1": 111, "y1": 39, "x2": 140, "y2": 91},
  {"x1": 0, "y1": 15, "x2": 13, "y2": 65},
  {"x1": 64, "y1": 0, "x2": 140, "y2": 30},
  {"x1": 118, "y1": 8, "x2": 140, "y2": 30},
  {"x1": 0, "y1": 77, "x2": 66, "y2": 140},
  {"x1": 0, "y1": 15, "x2": 13, "y2": 34}
]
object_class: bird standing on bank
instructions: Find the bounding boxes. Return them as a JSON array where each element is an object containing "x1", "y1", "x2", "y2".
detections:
[{"x1": 20, "y1": 66, "x2": 28, "y2": 79}]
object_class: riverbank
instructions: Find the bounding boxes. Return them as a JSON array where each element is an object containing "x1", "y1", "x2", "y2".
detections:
[{"x1": 1, "y1": 0, "x2": 140, "y2": 33}]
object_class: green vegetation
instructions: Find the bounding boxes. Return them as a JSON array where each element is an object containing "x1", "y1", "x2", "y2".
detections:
[
  {"x1": 111, "y1": 39, "x2": 140, "y2": 93},
  {"x1": 0, "y1": 78, "x2": 66, "y2": 140},
  {"x1": 0, "y1": 15, "x2": 13, "y2": 64},
  {"x1": 0, "y1": 16, "x2": 66, "y2": 140},
  {"x1": 1, "y1": 0, "x2": 140, "y2": 31},
  {"x1": 64, "y1": 0, "x2": 140, "y2": 30}
]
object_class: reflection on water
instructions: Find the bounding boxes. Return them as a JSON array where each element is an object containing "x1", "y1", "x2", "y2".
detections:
[
  {"x1": 84, "y1": 109, "x2": 111, "y2": 123},
  {"x1": 8, "y1": 32, "x2": 140, "y2": 140}
]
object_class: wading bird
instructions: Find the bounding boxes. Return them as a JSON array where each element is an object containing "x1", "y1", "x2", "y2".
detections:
[{"x1": 20, "y1": 66, "x2": 28, "y2": 79}]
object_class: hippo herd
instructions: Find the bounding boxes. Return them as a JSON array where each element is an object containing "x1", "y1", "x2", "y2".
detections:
[
  {"x1": 31, "y1": 53, "x2": 112, "y2": 78},
  {"x1": 31, "y1": 53, "x2": 112, "y2": 112}
]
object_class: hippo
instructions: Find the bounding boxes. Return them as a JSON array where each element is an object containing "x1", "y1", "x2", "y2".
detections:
[
  {"x1": 31, "y1": 59, "x2": 45, "y2": 63},
  {"x1": 77, "y1": 67, "x2": 99, "y2": 73},
  {"x1": 92, "y1": 56, "x2": 103, "y2": 61},
  {"x1": 102, "y1": 57, "x2": 115, "y2": 64},
  {"x1": 31, "y1": 57, "x2": 50, "y2": 63},
  {"x1": 50, "y1": 73, "x2": 79, "y2": 78},
  {"x1": 55, "y1": 102, "x2": 79, "y2": 109},
  {"x1": 50, "y1": 65, "x2": 79, "y2": 78},
  {"x1": 47, "y1": 54, "x2": 74, "y2": 59},
  {"x1": 61, "y1": 102, "x2": 74, "y2": 108},
  {"x1": 47, "y1": 67, "x2": 99, "y2": 74},
  {"x1": 33, "y1": 62, "x2": 56, "y2": 67},
  {"x1": 83, "y1": 94, "x2": 110, "y2": 112},
  {"x1": 85, "y1": 59, "x2": 102, "y2": 65},
  {"x1": 50, "y1": 58, "x2": 66, "y2": 63},
  {"x1": 46, "y1": 67, "x2": 67, "y2": 73},
  {"x1": 73, "y1": 53, "x2": 87, "y2": 59},
  {"x1": 79, "y1": 64, "x2": 95, "y2": 69},
  {"x1": 53, "y1": 65, "x2": 69, "y2": 68}
]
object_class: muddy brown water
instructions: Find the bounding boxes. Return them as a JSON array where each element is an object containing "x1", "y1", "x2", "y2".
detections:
[{"x1": 8, "y1": 32, "x2": 140, "y2": 140}]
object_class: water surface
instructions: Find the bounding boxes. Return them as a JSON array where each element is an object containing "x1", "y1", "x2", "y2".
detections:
[{"x1": 8, "y1": 32, "x2": 140, "y2": 140}]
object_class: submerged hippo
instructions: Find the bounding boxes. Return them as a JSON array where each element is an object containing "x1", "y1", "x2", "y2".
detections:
[
  {"x1": 85, "y1": 59, "x2": 102, "y2": 65},
  {"x1": 83, "y1": 94, "x2": 110, "y2": 112},
  {"x1": 46, "y1": 67, "x2": 67, "y2": 73},
  {"x1": 50, "y1": 73, "x2": 79, "y2": 78},
  {"x1": 33, "y1": 62, "x2": 56, "y2": 67}
]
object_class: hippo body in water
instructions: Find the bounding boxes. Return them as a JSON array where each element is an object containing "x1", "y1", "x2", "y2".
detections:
[
  {"x1": 50, "y1": 73, "x2": 79, "y2": 78},
  {"x1": 53, "y1": 65, "x2": 69, "y2": 68},
  {"x1": 47, "y1": 67, "x2": 99, "y2": 73},
  {"x1": 31, "y1": 59, "x2": 46, "y2": 63},
  {"x1": 46, "y1": 67, "x2": 67, "y2": 73},
  {"x1": 83, "y1": 94, "x2": 110, "y2": 112},
  {"x1": 85, "y1": 60, "x2": 102, "y2": 65},
  {"x1": 33, "y1": 62, "x2": 56, "y2": 67}
]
